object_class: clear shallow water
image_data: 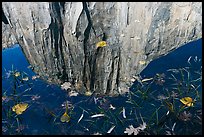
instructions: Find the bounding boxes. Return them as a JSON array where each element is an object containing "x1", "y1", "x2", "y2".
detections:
[{"x1": 2, "y1": 39, "x2": 202, "y2": 135}]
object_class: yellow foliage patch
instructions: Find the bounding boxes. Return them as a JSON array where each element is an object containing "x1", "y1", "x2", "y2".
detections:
[
  {"x1": 12, "y1": 103, "x2": 29, "y2": 115},
  {"x1": 180, "y1": 97, "x2": 194, "y2": 107},
  {"x1": 139, "y1": 61, "x2": 146, "y2": 65},
  {"x1": 85, "y1": 90, "x2": 92, "y2": 96},
  {"x1": 96, "y1": 41, "x2": 107, "y2": 48}
]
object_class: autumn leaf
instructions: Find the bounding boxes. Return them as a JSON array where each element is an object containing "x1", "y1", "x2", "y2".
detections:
[
  {"x1": 139, "y1": 61, "x2": 146, "y2": 65},
  {"x1": 60, "y1": 112, "x2": 70, "y2": 123},
  {"x1": 22, "y1": 77, "x2": 29, "y2": 81},
  {"x1": 14, "y1": 72, "x2": 20, "y2": 77},
  {"x1": 12, "y1": 103, "x2": 29, "y2": 115},
  {"x1": 96, "y1": 41, "x2": 107, "y2": 48},
  {"x1": 85, "y1": 90, "x2": 92, "y2": 96},
  {"x1": 180, "y1": 97, "x2": 194, "y2": 107},
  {"x1": 165, "y1": 101, "x2": 174, "y2": 112}
]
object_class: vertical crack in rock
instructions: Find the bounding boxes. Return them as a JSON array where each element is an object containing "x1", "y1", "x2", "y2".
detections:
[
  {"x1": 2, "y1": 8, "x2": 9, "y2": 24},
  {"x1": 82, "y1": 2, "x2": 97, "y2": 91},
  {"x1": 127, "y1": 3, "x2": 130, "y2": 26},
  {"x1": 106, "y1": 55, "x2": 114, "y2": 94},
  {"x1": 49, "y1": 2, "x2": 68, "y2": 82},
  {"x1": 116, "y1": 48, "x2": 121, "y2": 93},
  {"x1": 59, "y1": 2, "x2": 65, "y2": 15}
]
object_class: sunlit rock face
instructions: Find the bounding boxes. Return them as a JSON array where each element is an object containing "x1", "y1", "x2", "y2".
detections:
[{"x1": 2, "y1": 2, "x2": 202, "y2": 96}]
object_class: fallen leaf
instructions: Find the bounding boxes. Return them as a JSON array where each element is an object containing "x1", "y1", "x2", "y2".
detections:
[
  {"x1": 61, "y1": 82, "x2": 72, "y2": 90},
  {"x1": 139, "y1": 60, "x2": 146, "y2": 65},
  {"x1": 78, "y1": 111, "x2": 84, "y2": 123},
  {"x1": 123, "y1": 107, "x2": 126, "y2": 118},
  {"x1": 69, "y1": 90, "x2": 79, "y2": 97},
  {"x1": 12, "y1": 103, "x2": 28, "y2": 115},
  {"x1": 60, "y1": 112, "x2": 70, "y2": 123},
  {"x1": 22, "y1": 77, "x2": 29, "y2": 81},
  {"x1": 109, "y1": 104, "x2": 116, "y2": 110},
  {"x1": 96, "y1": 41, "x2": 107, "y2": 48},
  {"x1": 141, "y1": 77, "x2": 153, "y2": 82},
  {"x1": 14, "y1": 72, "x2": 20, "y2": 77},
  {"x1": 107, "y1": 125, "x2": 115, "y2": 134},
  {"x1": 85, "y1": 90, "x2": 92, "y2": 96},
  {"x1": 91, "y1": 114, "x2": 104, "y2": 118},
  {"x1": 180, "y1": 97, "x2": 194, "y2": 107},
  {"x1": 32, "y1": 75, "x2": 40, "y2": 80}
]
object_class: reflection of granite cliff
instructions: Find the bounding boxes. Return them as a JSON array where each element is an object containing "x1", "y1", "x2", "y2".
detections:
[{"x1": 2, "y1": 2, "x2": 202, "y2": 96}]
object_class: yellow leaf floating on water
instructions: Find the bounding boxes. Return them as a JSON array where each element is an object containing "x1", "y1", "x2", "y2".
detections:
[
  {"x1": 180, "y1": 97, "x2": 194, "y2": 107},
  {"x1": 139, "y1": 61, "x2": 146, "y2": 65},
  {"x1": 60, "y1": 112, "x2": 70, "y2": 123},
  {"x1": 14, "y1": 72, "x2": 20, "y2": 77},
  {"x1": 96, "y1": 41, "x2": 107, "y2": 48},
  {"x1": 12, "y1": 103, "x2": 28, "y2": 115},
  {"x1": 165, "y1": 102, "x2": 174, "y2": 112},
  {"x1": 85, "y1": 90, "x2": 92, "y2": 96}
]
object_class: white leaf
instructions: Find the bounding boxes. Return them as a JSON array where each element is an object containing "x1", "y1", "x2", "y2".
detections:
[
  {"x1": 109, "y1": 104, "x2": 116, "y2": 110},
  {"x1": 69, "y1": 90, "x2": 79, "y2": 97},
  {"x1": 91, "y1": 114, "x2": 104, "y2": 118},
  {"x1": 187, "y1": 56, "x2": 192, "y2": 64},
  {"x1": 172, "y1": 122, "x2": 176, "y2": 131},
  {"x1": 78, "y1": 111, "x2": 84, "y2": 123},
  {"x1": 107, "y1": 125, "x2": 115, "y2": 134},
  {"x1": 123, "y1": 107, "x2": 126, "y2": 118},
  {"x1": 141, "y1": 78, "x2": 153, "y2": 82}
]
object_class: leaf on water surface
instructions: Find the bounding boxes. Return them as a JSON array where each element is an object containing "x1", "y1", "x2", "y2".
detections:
[
  {"x1": 61, "y1": 82, "x2": 72, "y2": 90},
  {"x1": 69, "y1": 90, "x2": 79, "y2": 97},
  {"x1": 141, "y1": 77, "x2": 153, "y2": 82},
  {"x1": 12, "y1": 103, "x2": 29, "y2": 115},
  {"x1": 14, "y1": 72, "x2": 20, "y2": 77},
  {"x1": 60, "y1": 112, "x2": 70, "y2": 123},
  {"x1": 180, "y1": 97, "x2": 194, "y2": 107},
  {"x1": 107, "y1": 125, "x2": 115, "y2": 134},
  {"x1": 92, "y1": 132, "x2": 102, "y2": 135},
  {"x1": 172, "y1": 122, "x2": 176, "y2": 132},
  {"x1": 78, "y1": 111, "x2": 84, "y2": 123},
  {"x1": 109, "y1": 104, "x2": 116, "y2": 110},
  {"x1": 124, "y1": 123, "x2": 147, "y2": 135},
  {"x1": 90, "y1": 114, "x2": 104, "y2": 118},
  {"x1": 96, "y1": 41, "x2": 107, "y2": 48},
  {"x1": 85, "y1": 90, "x2": 92, "y2": 96},
  {"x1": 187, "y1": 56, "x2": 192, "y2": 64},
  {"x1": 122, "y1": 107, "x2": 126, "y2": 119},
  {"x1": 22, "y1": 77, "x2": 29, "y2": 81},
  {"x1": 139, "y1": 60, "x2": 146, "y2": 65},
  {"x1": 165, "y1": 101, "x2": 174, "y2": 112},
  {"x1": 31, "y1": 75, "x2": 40, "y2": 80}
]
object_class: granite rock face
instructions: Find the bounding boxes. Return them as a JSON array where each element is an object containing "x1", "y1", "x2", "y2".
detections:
[{"x1": 2, "y1": 2, "x2": 202, "y2": 96}]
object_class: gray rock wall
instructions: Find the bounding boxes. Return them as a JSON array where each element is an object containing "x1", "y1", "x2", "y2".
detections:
[{"x1": 2, "y1": 2, "x2": 202, "y2": 96}]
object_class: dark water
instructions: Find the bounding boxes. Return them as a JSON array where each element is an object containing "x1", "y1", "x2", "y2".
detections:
[{"x1": 2, "y1": 39, "x2": 202, "y2": 135}]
